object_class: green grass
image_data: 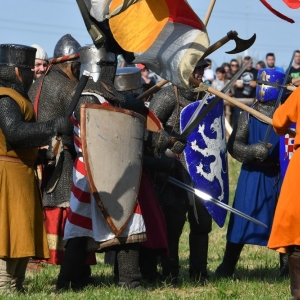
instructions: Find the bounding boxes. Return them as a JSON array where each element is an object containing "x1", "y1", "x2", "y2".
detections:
[{"x1": 5, "y1": 155, "x2": 290, "y2": 299}]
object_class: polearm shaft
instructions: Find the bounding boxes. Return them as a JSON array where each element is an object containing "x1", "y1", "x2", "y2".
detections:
[
  {"x1": 203, "y1": 0, "x2": 217, "y2": 26},
  {"x1": 136, "y1": 79, "x2": 169, "y2": 101},
  {"x1": 189, "y1": 76, "x2": 296, "y2": 137}
]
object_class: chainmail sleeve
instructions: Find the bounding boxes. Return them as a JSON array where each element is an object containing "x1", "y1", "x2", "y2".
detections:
[
  {"x1": 228, "y1": 108, "x2": 270, "y2": 163},
  {"x1": 149, "y1": 86, "x2": 176, "y2": 125},
  {"x1": 0, "y1": 96, "x2": 56, "y2": 148},
  {"x1": 148, "y1": 87, "x2": 177, "y2": 157},
  {"x1": 74, "y1": 94, "x2": 100, "y2": 123}
]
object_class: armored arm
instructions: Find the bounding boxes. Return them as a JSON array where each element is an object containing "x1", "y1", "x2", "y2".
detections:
[
  {"x1": 228, "y1": 111, "x2": 269, "y2": 163},
  {"x1": 149, "y1": 87, "x2": 186, "y2": 156},
  {"x1": 74, "y1": 94, "x2": 100, "y2": 124},
  {"x1": 0, "y1": 97, "x2": 72, "y2": 148}
]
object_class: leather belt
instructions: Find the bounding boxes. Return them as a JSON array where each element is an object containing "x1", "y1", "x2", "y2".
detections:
[{"x1": 0, "y1": 155, "x2": 35, "y2": 167}]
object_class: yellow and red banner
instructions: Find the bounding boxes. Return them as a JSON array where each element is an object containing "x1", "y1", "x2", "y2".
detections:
[{"x1": 108, "y1": 0, "x2": 209, "y2": 88}]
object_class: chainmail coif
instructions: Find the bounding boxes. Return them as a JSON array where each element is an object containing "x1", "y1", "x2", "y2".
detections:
[
  {"x1": 0, "y1": 66, "x2": 29, "y2": 97},
  {"x1": 228, "y1": 100, "x2": 277, "y2": 164}
]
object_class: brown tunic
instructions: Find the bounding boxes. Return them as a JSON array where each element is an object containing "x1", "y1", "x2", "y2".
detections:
[{"x1": 0, "y1": 87, "x2": 49, "y2": 259}]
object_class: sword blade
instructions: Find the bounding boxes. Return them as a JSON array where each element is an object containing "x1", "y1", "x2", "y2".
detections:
[
  {"x1": 181, "y1": 59, "x2": 253, "y2": 138},
  {"x1": 168, "y1": 176, "x2": 267, "y2": 228}
]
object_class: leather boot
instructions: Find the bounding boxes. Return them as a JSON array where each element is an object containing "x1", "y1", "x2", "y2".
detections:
[
  {"x1": 160, "y1": 238, "x2": 180, "y2": 284},
  {"x1": 56, "y1": 237, "x2": 90, "y2": 291},
  {"x1": 12, "y1": 258, "x2": 29, "y2": 292},
  {"x1": 139, "y1": 246, "x2": 160, "y2": 282},
  {"x1": 279, "y1": 252, "x2": 289, "y2": 278},
  {"x1": 189, "y1": 232, "x2": 209, "y2": 282},
  {"x1": 117, "y1": 243, "x2": 141, "y2": 289},
  {"x1": 215, "y1": 242, "x2": 244, "y2": 278},
  {"x1": 289, "y1": 247, "x2": 300, "y2": 300}
]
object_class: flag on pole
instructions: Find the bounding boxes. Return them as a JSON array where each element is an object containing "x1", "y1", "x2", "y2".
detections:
[
  {"x1": 108, "y1": 0, "x2": 209, "y2": 88},
  {"x1": 260, "y1": 0, "x2": 300, "y2": 23}
]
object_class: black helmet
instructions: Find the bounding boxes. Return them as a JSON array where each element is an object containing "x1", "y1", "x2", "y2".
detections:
[{"x1": 0, "y1": 44, "x2": 36, "y2": 69}]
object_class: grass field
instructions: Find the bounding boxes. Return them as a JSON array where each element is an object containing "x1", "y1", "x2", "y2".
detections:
[{"x1": 6, "y1": 156, "x2": 290, "y2": 300}]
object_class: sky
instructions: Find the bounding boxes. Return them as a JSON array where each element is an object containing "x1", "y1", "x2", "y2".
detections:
[{"x1": 2, "y1": 0, "x2": 300, "y2": 71}]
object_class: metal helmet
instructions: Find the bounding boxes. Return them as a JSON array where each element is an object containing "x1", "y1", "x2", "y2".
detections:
[
  {"x1": 79, "y1": 44, "x2": 116, "y2": 82},
  {"x1": 0, "y1": 44, "x2": 36, "y2": 69},
  {"x1": 53, "y1": 34, "x2": 81, "y2": 59},
  {"x1": 114, "y1": 67, "x2": 142, "y2": 92},
  {"x1": 256, "y1": 69, "x2": 285, "y2": 102}
]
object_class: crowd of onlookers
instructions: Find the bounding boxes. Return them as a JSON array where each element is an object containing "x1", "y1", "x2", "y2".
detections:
[{"x1": 116, "y1": 51, "x2": 300, "y2": 128}]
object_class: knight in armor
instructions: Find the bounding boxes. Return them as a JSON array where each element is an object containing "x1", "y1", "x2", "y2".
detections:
[
  {"x1": 267, "y1": 82, "x2": 300, "y2": 300},
  {"x1": 56, "y1": 45, "x2": 147, "y2": 291},
  {"x1": 0, "y1": 44, "x2": 72, "y2": 294},
  {"x1": 215, "y1": 69, "x2": 285, "y2": 278},
  {"x1": 114, "y1": 67, "x2": 169, "y2": 282},
  {"x1": 147, "y1": 60, "x2": 212, "y2": 283},
  {"x1": 28, "y1": 34, "x2": 96, "y2": 271}
]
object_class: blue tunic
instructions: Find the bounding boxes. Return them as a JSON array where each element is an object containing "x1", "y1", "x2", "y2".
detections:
[{"x1": 227, "y1": 114, "x2": 282, "y2": 246}]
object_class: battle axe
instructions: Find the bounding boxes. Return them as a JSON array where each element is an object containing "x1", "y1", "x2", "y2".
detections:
[{"x1": 202, "y1": 30, "x2": 256, "y2": 59}]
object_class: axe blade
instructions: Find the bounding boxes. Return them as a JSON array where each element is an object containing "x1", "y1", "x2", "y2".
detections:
[{"x1": 226, "y1": 33, "x2": 256, "y2": 54}]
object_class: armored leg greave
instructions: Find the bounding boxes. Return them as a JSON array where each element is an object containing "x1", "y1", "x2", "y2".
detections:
[
  {"x1": 56, "y1": 237, "x2": 91, "y2": 290},
  {"x1": 215, "y1": 241, "x2": 244, "y2": 278},
  {"x1": 289, "y1": 246, "x2": 300, "y2": 300},
  {"x1": 116, "y1": 243, "x2": 141, "y2": 289}
]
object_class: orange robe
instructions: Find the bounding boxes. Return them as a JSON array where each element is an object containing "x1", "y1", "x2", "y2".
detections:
[
  {"x1": 268, "y1": 86, "x2": 300, "y2": 253},
  {"x1": 0, "y1": 88, "x2": 49, "y2": 259}
]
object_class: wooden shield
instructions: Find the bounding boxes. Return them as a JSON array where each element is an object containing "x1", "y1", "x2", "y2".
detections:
[{"x1": 81, "y1": 104, "x2": 145, "y2": 236}]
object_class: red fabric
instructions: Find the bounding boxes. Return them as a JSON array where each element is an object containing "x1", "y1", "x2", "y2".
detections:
[
  {"x1": 260, "y1": 0, "x2": 295, "y2": 23},
  {"x1": 165, "y1": 0, "x2": 203, "y2": 30},
  {"x1": 72, "y1": 182, "x2": 91, "y2": 203},
  {"x1": 70, "y1": 114, "x2": 79, "y2": 127},
  {"x1": 283, "y1": 0, "x2": 300, "y2": 9},
  {"x1": 67, "y1": 209, "x2": 93, "y2": 230},
  {"x1": 43, "y1": 207, "x2": 96, "y2": 265},
  {"x1": 74, "y1": 158, "x2": 86, "y2": 176},
  {"x1": 139, "y1": 171, "x2": 168, "y2": 255}
]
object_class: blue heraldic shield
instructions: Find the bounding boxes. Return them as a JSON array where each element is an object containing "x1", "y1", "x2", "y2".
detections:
[{"x1": 180, "y1": 97, "x2": 229, "y2": 227}]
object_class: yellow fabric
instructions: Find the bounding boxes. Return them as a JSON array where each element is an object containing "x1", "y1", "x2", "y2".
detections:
[
  {"x1": 109, "y1": 0, "x2": 169, "y2": 52},
  {"x1": 0, "y1": 88, "x2": 49, "y2": 259},
  {"x1": 267, "y1": 87, "x2": 300, "y2": 253}
]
